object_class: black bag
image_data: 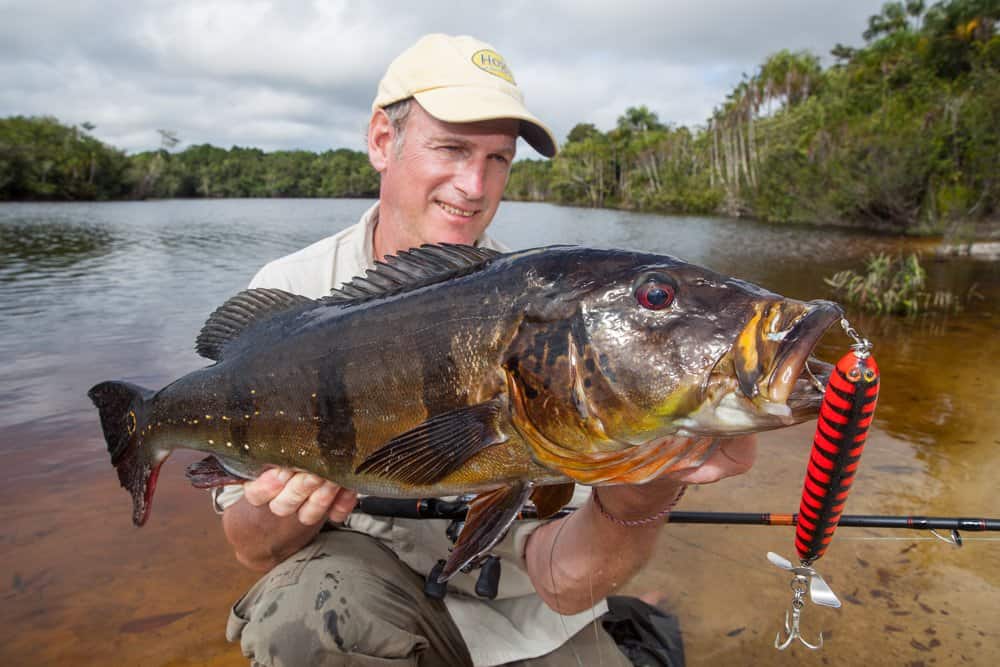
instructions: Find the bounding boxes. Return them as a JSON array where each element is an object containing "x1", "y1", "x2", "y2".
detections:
[{"x1": 602, "y1": 596, "x2": 685, "y2": 667}]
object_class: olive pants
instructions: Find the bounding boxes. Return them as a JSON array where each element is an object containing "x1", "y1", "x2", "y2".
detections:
[{"x1": 226, "y1": 530, "x2": 635, "y2": 666}]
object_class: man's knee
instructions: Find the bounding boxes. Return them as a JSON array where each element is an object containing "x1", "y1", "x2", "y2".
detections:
[{"x1": 228, "y1": 531, "x2": 446, "y2": 666}]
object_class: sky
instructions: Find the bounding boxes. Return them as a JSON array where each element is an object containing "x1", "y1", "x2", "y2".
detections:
[{"x1": 0, "y1": 0, "x2": 889, "y2": 157}]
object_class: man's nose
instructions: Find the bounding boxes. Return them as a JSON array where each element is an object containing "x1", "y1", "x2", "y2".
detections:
[{"x1": 454, "y1": 159, "x2": 487, "y2": 199}]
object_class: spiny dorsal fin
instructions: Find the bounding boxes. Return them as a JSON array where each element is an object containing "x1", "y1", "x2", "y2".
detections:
[
  {"x1": 330, "y1": 243, "x2": 503, "y2": 304},
  {"x1": 195, "y1": 288, "x2": 314, "y2": 361}
]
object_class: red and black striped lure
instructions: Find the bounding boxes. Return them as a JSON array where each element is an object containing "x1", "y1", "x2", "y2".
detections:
[{"x1": 795, "y1": 348, "x2": 880, "y2": 565}]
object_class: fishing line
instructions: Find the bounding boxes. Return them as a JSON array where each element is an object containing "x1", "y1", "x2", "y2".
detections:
[
  {"x1": 588, "y1": 524, "x2": 604, "y2": 667},
  {"x1": 836, "y1": 535, "x2": 1000, "y2": 543},
  {"x1": 547, "y1": 512, "x2": 585, "y2": 667}
]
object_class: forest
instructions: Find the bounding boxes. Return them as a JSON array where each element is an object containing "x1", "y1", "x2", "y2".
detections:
[{"x1": 1, "y1": 0, "x2": 996, "y2": 234}]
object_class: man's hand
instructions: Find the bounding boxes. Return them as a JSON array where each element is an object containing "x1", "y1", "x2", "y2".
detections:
[
  {"x1": 223, "y1": 468, "x2": 358, "y2": 571},
  {"x1": 243, "y1": 468, "x2": 358, "y2": 525},
  {"x1": 525, "y1": 434, "x2": 757, "y2": 614}
]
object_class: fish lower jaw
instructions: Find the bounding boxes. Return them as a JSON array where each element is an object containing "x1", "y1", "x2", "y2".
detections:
[{"x1": 676, "y1": 392, "x2": 795, "y2": 435}]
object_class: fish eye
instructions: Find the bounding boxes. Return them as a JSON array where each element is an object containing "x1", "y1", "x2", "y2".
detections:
[{"x1": 635, "y1": 280, "x2": 675, "y2": 311}]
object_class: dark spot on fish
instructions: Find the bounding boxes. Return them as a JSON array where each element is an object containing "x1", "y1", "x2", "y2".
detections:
[
  {"x1": 316, "y1": 355, "x2": 357, "y2": 456},
  {"x1": 939, "y1": 609, "x2": 950, "y2": 615},
  {"x1": 726, "y1": 627, "x2": 744, "y2": 637},
  {"x1": 856, "y1": 557, "x2": 869, "y2": 567},
  {"x1": 523, "y1": 383, "x2": 539, "y2": 399},
  {"x1": 340, "y1": 597, "x2": 347, "y2": 605},
  {"x1": 870, "y1": 589, "x2": 887, "y2": 599},
  {"x1": 910, "y1": 639, "x2": 931, "y2": 652},
  {"x1": 876, "y1": 568, "x2": 894, "y2": 586},
  {"x1": 919, "y1": 602, "x2": 935, "y2": 614},
  {"x1": 900, "y1": 543, "x2": 917, "y2": 554},
  {"x1": 885, "y1": 625, "x2": 904, "y2": 633},
  {"x1": 584, "y1": 377, "x2": 592, "y2": 388},
  {"x1": 324, "y1": 610, "x2": 344, "y2": 650},
  {"x1": 315, "y1": 590, "x2": 331, "y2": 611},
  {"x1": 585, "y1": 358, "x2": 596, "y2": 372},
  {"x1": 906, "y1": 662, "x2": 926, "y2": 667},
  {"x1": 325, "y1": 572, "x2": 340, "y2": 586},
  {"x1": 119, "y1": 609, "x2": 197, "y2": 633},
  {"x1": 891, "y1": 610, "x2": 912, "y2": 616},
  {"x1": 958, "y1": 439, "x2": 976, "y2": 444},
  {"x1": 308, "y1": 552, "x2": 329, "y2": 561}
]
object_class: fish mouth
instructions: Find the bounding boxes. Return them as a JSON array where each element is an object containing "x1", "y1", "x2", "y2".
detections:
[{"x1": 726, "y1": 299, "x2": 842, "y2": 420}]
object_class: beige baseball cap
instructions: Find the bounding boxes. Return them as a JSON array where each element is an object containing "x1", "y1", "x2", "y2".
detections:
[{"x1": 372, "y1": 34, "x2": 557, "y2": 157}]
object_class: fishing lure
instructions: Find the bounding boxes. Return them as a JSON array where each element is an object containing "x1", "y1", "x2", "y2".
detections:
[{"x1": 769, "y1": 320, "x2": 879, "y2": 650}]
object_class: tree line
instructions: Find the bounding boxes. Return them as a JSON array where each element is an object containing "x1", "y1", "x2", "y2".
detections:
[
  {"x1": 0, "y1": 118, "x2": 379, "y2": 201},
  {"x1": 507, "y1": 0, "x2": 998, "y2": 233},
  {"x1": 1, "y1": 0, "x2": 996, "y2": 234}
]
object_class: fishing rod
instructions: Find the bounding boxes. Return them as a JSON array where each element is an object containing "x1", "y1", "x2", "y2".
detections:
[{"x1": 356, "y1": 497, "x2": 1000, "y2": 538}]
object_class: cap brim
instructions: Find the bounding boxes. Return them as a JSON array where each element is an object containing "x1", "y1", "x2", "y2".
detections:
[{"x1": 414, "y1": 87, "x2": 557, "y2": 158}]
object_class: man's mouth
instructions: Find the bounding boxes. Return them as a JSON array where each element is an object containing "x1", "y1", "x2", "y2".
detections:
[{"x1": 437, "y1": 201, "x2": 478, "y2": 218}]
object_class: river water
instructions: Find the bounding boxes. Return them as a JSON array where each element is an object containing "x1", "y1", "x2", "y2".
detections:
[{"x1": 1, "y1": 199, "x2": 997, "y2": 665}]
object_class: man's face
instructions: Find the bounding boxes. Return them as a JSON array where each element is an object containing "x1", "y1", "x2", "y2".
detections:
[{"x1": 372, "y1": 102, "x2": 518, "y2": 255}]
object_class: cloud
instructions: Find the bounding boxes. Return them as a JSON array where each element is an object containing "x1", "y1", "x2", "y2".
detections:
[{"x1": 0, "y1": 0, "x2": 886, "y2": 155}]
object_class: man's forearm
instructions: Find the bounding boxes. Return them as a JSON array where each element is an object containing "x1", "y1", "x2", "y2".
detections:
[
  {"x1": 524, "y1": 479, "x2": 685, "y2": 614},
  {"x1": 222, "y1": 497, "x2": 325, "y2": 571}
]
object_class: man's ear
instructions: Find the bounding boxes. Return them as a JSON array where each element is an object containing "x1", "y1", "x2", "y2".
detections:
[{"x1": 367, "y1": 109, "x2": 393, "y2": 172}]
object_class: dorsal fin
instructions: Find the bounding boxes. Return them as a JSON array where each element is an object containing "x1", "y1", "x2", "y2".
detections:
[
  {"x1": 195, "y1": 288, "x2": 314, "y2": 361},
  {"x1": 329, "y1": 243, "x2": 503, "y2": 304}
]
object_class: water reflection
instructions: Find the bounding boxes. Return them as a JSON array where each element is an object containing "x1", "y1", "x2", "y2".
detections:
[{"x1": 0, "y1": 222, "x2": 117, "y2": 277}]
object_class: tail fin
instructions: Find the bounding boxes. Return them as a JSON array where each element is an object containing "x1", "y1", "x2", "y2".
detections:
[{"x1": 88, "y1": 381, "x2": 162, "y2": 526}]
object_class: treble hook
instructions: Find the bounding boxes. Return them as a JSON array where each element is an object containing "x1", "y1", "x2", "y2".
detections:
[
  {"x1": 775, "y1": 575, "x2": 823, "y2": 650},
  {"x1": 767, "y1": 552, "x2": 840, "y2": 651}
]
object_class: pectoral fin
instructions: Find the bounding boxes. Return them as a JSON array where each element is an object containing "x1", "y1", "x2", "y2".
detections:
[
  {"x1": 354, "y1": 399, "x2": 507, "y2": 486},
  {"x1": 439, "y1": 481, "x2": 534, "y2": 582},
  {"x1": 530, "y1": 482, "x2": 576, "y2": 519}
]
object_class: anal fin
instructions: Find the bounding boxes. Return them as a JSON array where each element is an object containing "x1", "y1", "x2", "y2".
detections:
[
  {"x1": 439, "y1": 481, "x2": 534, "y2": 582},
  {"x1": 185, "y1": 455, "x2": 266, "y2": 488}
]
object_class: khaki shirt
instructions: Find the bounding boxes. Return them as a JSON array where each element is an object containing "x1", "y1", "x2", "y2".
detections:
[{"x1": 218, "y1": 203, "x2": 606, "y2": 666}]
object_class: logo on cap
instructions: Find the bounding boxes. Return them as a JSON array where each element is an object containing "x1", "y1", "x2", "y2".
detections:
[{"x1": 471, "y1": 49, "x2": 515, "y2": 84}]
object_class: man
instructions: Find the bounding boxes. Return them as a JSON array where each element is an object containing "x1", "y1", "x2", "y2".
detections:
[{"x1": 218, "y1": 34, "x2": 756, "y2": 666}]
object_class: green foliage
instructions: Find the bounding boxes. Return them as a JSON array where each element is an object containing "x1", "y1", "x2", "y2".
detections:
[
  {"x1": 0, "y1": 116, "x2": 131, "y2": 200},
  {"x1": 511, "y1": 0, "x2": 997, "y2": 231},
  {"x1": 825, "y1": 253, "x2": 927, "y2": 314},
  {"x1": 1, "y1": 117, "x2": 378, "y2": 201},
  {"x1": 825, "y1": 252, "x2": 974, "y2": 314}
]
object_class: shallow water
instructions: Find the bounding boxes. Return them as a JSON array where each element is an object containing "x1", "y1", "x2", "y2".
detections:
[{"x1": 1, "y1": 199, "x2": 997, "y2": 665}]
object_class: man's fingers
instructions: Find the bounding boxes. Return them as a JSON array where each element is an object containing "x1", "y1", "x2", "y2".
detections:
[
  {"x1": 268, "y1": 472, "x2": 325, "y2": 517},
  {"x1": 296, "y1": 481, "x2": 340, "y2": 526},
  {"x1": 674, "y1": 435, "x2": 758, "y2": 485},
  {"x1": 242, "y1": 468, "x2": 292, "y2": 506},
  {"x1": 327, "y1": 489, "x2": 359, "y2": 524}
]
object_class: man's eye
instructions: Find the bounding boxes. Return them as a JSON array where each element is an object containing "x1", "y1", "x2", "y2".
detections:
[{"x1": 492, "y1": 155, "x2": 510, "y2": 165}]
